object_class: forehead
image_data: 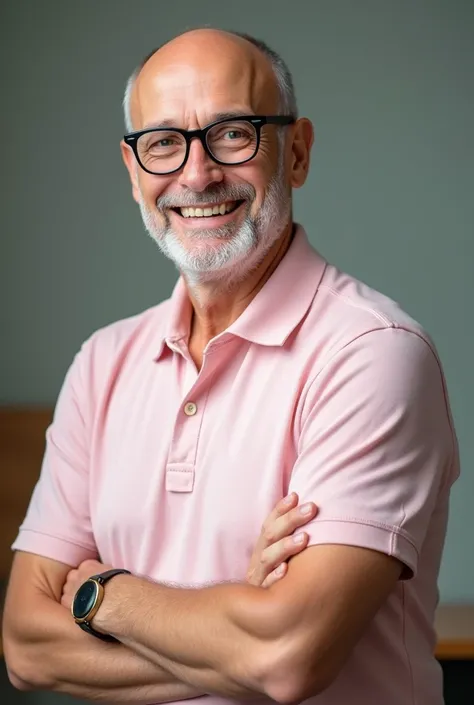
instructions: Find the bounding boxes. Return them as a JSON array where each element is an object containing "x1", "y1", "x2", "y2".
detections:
[{"x1": 133, "y1": 38, "x2": 279, "y2": 130}]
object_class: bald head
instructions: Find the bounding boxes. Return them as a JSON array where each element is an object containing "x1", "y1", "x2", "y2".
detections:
[{"x1": 124, "y1": 29, "x2": 297, "y2": 133}]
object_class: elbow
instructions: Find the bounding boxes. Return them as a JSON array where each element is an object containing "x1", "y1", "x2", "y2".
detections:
[
  {"x1": 262, "y1": 670, "x2": 335, "y2": 705},
  {"x1": 4, "y1": 648, "x2": 36, "y2": 692},
  {"x1": 3, "y1": 635, "x2": 52, "y2": 692},
  {"x1": 6, "y1": 667, "x2": 35, "y2": 692},
  {"x1": 255, "y1": 639, "x2": 339, "y2": 705},
  {"x1": 229, "y1": 592, "x2": 340, "y2": 703}
]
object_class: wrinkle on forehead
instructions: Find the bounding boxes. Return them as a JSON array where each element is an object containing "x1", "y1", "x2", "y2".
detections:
[{"x1": 130, "y1": 29, "x2": 279, "y2": 130}]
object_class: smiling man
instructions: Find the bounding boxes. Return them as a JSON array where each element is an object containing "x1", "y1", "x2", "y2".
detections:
[{"x1": 3, "y1": 28, "x2": 460, "y2": 705}]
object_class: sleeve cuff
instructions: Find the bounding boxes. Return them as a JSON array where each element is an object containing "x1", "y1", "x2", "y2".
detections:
[
  {"x1": 11, "y1": 529, "x2": 98, "y2": 567},
  {"x1": 304, "y1": 518, "x2": 418, "y2": 579}
]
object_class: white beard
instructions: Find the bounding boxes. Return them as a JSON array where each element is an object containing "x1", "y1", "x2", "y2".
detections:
[{"x1": 137, "y1": 158, "x2": 291, "y2": 290}]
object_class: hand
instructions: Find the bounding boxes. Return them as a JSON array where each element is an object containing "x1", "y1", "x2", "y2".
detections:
[
  {"x1": 246, "y1": 493, "x2": 318, "y2": 588},
  {"x1": 61, "y1": 559, "x2": 113, "y2": 610}
]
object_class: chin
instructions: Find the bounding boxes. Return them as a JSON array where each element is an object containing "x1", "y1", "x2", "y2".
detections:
[{"x1": 158, "y1": 218, "x2": 257, "y2": 273}]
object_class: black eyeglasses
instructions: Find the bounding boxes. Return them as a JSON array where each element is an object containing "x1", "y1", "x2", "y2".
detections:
[{"x1": 123, "y1": 115, "x2": 295, "y2": 175}]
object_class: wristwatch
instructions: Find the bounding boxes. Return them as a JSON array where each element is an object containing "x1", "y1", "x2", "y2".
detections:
[{"x1": 71, "y1": 568, "x2": 131, "y2": 642}]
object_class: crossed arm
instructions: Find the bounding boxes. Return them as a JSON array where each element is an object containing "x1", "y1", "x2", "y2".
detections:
[
  {"x1": 2, "y1": 494, "x2": 316, "y2": 704},
  {"x1": 62, "y1": 544, "x2": 402, "y2": 704},
  {"x1": 3, "y1": 504, "x2": 401, "y2": 705}
]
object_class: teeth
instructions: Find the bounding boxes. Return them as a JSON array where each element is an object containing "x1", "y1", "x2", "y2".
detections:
[{"x1": 179, "y1": 201, "x2": 237, "y2": 218}]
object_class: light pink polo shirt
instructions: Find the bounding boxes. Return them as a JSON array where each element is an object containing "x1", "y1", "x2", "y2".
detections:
[{"x1": 13, "y1": 225, "x2": 459, "y2": 705}]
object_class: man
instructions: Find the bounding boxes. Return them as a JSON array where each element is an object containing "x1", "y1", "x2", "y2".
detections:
[{"x1": 3, "y1": 27, "x2": 459, "y2": 705}]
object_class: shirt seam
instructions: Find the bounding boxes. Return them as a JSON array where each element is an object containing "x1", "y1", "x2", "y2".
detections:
[
  {"x1": 312, "y1": 517, "x2": 419, "y2": 556},
  {"x1": 15, "y1": 528, "x2": 97, "y2": 553},
  {"x1": 192, "y1": 386, "x2": 212, "y2": 465},
  {"x1": 318, "y1": 283, "x2": 395, "y2": 326},
  {"x1": 311, "y1": 323, "x2": 456, "y2": 489},
  {"x1": 297, "y1": 326, "x2": 456, "y2": 496},
  {"x1": 297, "y1": 326, "x2": 396, "y2": 422}
]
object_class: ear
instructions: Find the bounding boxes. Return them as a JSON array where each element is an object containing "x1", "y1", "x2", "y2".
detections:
[
  {"x1": 289, "y1": 118, "x2": 314, "y2": 189},
  {"x1": 120, "y1": 140, "x2": 141, "y2": 203}
]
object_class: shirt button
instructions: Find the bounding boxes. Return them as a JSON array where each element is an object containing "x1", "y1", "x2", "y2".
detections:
[{"x1": 184, "y1": 401, "x2": 197, "y2": 416}]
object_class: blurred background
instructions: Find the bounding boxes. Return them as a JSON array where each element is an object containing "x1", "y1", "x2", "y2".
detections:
[{"x1": 1, "y1": 0, "x2": 473, "y2": 703}]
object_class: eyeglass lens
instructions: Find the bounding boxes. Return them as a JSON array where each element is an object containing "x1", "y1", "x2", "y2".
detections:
[{"x1": 136, "y1": 120, "x2": 258, "y2": 173}]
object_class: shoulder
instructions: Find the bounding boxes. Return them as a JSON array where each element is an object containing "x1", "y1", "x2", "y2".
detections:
[
  {"x1": 297, "y1": 267, "x2": 459, "y2": 492},
  {"x1": 304, "y1": 260, "x2": 438, "y2": 367},
  {"x1": 299, "y1": 260, "x2": 455, "y2": 432}
]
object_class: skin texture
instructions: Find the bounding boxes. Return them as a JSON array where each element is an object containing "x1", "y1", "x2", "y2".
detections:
[{"x1": 121, "y1": 29, "x2": 314, "y2": 368}]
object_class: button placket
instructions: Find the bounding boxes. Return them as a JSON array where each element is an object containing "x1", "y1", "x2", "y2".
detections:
[{"x1": 166, "y1": 375, "x2": 212, "y2": 493}]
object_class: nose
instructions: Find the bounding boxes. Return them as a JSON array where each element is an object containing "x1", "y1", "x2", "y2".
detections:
[{"x1": 177, "y1": 137, "x2": 224, "y2": 192}]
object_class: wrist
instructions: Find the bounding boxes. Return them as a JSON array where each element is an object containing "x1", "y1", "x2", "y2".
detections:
[
  {"x1": 92, "y1": 572, "x2": 136, "y2": 635},
  {"x1": 71, "y1": 569, "x2": 133, "y2": 641}
]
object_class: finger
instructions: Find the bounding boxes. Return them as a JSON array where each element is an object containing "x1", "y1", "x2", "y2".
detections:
[
  {"x1": 259, "y1": 531, "x2": 310, "y2": 577},
  {"x1": 64, "y1": 571, "x2": 77, "y2": 587},
  {"x1": 260, "y1": 493, "x2": 299, "y2": 547},
  {"x1": 263, "y1": 502, "x2": 318, "y2": 546},
  {"x1": 262, "y1": 562, "x2": 287, "y2": 588},
  {"x1": 265, "y1": 493, "x2": 299, "y2": 528},
  {"x1": 275, "y1": 492, "x2": 299, "y2": 514}
]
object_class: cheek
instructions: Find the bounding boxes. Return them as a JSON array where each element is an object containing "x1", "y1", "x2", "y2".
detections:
[
  {"x1": 137, "y1": 173, "x2": 171, "y2": 206},
  {"x1": 229, "y1": 165, "x2": 271, "y2": 216}
]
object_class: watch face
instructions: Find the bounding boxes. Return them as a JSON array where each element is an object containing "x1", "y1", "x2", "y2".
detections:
[{"x1": 73, "y1": 580, "x2": 98, "y2": 619}]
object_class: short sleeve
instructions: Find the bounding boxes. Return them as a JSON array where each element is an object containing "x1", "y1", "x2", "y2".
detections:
[
  {"x1": 289, "y1": 327, "x2": 458, "y2": 579},
  {"x1": 11, "y1": 341, "x2": 98, "y2": 566}
]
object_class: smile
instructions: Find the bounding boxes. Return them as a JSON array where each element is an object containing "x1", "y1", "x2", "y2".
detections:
[{"x1": 172, "y1": 200, "x2": 243, "y2": 219}]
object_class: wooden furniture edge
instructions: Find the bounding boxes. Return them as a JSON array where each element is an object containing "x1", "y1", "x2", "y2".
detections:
[{"x1": 435, "y1": 640, "x2": 474, "y2": 660}]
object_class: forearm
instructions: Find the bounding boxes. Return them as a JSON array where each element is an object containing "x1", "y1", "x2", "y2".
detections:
[
  {"x1": 95, "y1": 575, "x2": 282, "y2": 699},
  {"x1": 119, "y1": 635, "x2": 260, "y2": 700},
  {"x1": 4, "y1": 594, "x2": 203, "y2": 704}
]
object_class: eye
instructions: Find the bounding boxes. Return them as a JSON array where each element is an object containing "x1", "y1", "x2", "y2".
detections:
[
  {"x1": 225, "y1": 130, "x2": 243, "y2": 140},
  {"x1": 139, "y1": 132, "x2": 185, "y2": 154},
  {"x1": 153, "y1": 137, "x2": 177, "y2": 148}
]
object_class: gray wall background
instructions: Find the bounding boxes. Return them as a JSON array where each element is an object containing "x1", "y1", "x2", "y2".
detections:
[{"x1": 1, "y1": 0, "x2": 473, "y2": 606}]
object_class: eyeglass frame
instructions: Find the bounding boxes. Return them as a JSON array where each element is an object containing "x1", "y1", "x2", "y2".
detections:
[{"x1": 123, "y1": 115, "x2": 295, "y2": 175}]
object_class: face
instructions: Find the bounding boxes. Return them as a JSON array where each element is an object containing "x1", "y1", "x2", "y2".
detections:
[{"x1": 122, "y1": 33, "x2": 311, "y2": 284}]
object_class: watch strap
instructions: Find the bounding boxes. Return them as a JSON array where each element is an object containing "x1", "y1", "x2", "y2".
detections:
[
  {"x1": 78, "y1": 620, "x2": 118, "y2": 642},
  {"x1": 90, "y1": 568, "x2": 132, "y2": 584}
]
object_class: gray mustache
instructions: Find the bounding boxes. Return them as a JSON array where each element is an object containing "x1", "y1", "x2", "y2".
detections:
[{"x1": 157, "y1": 184, "x2": 255, "y2": 210}]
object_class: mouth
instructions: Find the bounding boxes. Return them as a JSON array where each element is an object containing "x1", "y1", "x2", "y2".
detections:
[{"x1": 170, "y1": 200, "x2": 244, "y2": 221}]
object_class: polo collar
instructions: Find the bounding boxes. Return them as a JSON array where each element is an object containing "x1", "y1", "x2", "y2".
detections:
[{"x1": 155, "y1": 224, "x2": 326, "y2": 358}]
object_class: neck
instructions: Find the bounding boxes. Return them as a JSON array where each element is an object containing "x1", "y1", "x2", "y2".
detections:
[{"x1": 184, "y1": 222, "x2": 294, "y2": 367}]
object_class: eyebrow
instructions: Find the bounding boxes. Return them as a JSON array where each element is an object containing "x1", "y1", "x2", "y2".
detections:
[{"x1": 142, "y1": 110, "x2": 255, "y2": 130}]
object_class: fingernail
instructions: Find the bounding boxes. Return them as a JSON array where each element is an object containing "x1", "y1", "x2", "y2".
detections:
[
  {"x1": 293, "y1": 532, "x2": 306, "y2": 544},
  {"x1": 283, "y1": 493, "x2": 295, "y2": 504},
  {"x1": 276, "y1": 564, "x2": 285, "y2": 575},
  {"x1": 300, "y1": 503, "x2": 313, "y2": 515}
]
